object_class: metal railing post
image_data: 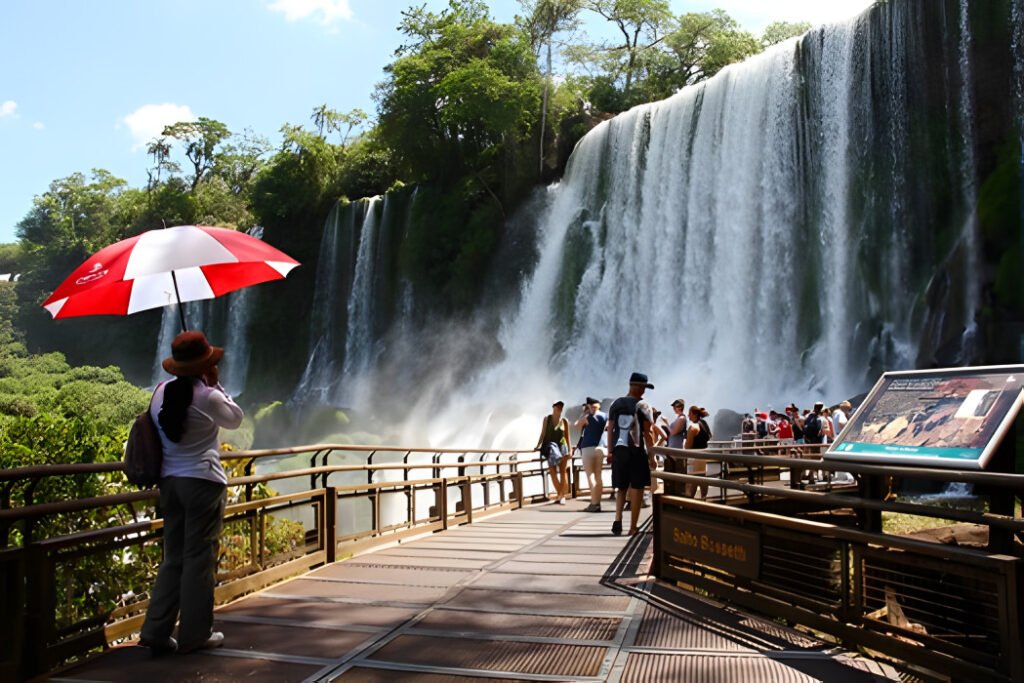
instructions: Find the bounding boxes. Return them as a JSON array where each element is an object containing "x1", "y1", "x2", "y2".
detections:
[{"x1": 325, "y1": 487, "x2": 337, "y2": 564}]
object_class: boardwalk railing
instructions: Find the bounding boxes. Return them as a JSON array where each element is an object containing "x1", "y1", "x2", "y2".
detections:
[
  {"x1": 0, "y1": 444, "x2": 555, "y2": 681},
  {"x1": 652, "y1": 443, "x2": 1024, "y2": 683}
]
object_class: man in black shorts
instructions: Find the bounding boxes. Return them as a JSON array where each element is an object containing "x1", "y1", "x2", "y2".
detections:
[{"x1": 606, "y1": 372, "x2": 656, "y2": 536}]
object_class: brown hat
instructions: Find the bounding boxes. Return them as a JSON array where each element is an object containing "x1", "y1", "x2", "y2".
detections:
[{"x1": 162, "y1": 331, "x2": 223, "y2": 376}]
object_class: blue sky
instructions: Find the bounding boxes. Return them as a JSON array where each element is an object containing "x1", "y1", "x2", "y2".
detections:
[{"x1": 0, "y1": 0, "x2": 874, "y2": 244}]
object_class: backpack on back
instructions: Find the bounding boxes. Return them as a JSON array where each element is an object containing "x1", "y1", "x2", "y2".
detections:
[
  {"x1": 803, "y1": 413, "x2": 822, "y2": 442},
  {"x1": 124, "y1": 402, "x2": 163, "y2": 488}
]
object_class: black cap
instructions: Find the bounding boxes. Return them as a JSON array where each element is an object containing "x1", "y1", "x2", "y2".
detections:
[
  {"x1": 629, "y1": 372, "x2": 654, "y2": 389},
  {"x1": 585, "y1": 397, "x2": 600, "y2": 405},
  {"x1": 552, "y1": 400, "x2": 564, "y2": 407}
]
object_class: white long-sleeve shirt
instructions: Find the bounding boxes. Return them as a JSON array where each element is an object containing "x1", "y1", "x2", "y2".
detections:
[{"x1": 150, "y1": 380, "x2": 244, "y2": 485}]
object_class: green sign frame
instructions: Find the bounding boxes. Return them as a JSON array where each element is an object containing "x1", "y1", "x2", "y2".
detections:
[{"x1": 825, "y1": 365, "x2": 1024, "y2": 470}]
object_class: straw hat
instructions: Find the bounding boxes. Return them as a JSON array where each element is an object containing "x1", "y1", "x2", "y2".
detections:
[{"x1": 162, "y1": 331, "x2": 223, "y2": 377}]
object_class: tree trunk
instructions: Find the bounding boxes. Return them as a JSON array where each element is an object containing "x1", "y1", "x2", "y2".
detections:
[{"x1": 539, "y1": 40, "x2": 552, "y2": 179}]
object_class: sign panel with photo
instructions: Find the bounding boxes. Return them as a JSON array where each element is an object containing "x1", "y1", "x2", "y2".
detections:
[{"x1": 825, "y1": 365, "x2": 1023, "y2": 470}]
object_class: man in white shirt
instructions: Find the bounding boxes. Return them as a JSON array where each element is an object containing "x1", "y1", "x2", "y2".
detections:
[{"x1": 832, "y1": 400, "x2": 852, "y2": 437}]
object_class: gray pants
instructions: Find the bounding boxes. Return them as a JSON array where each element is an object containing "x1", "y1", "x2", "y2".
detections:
[{"x1": 141, "y1": 476, "x2": 226, "y2": 649}]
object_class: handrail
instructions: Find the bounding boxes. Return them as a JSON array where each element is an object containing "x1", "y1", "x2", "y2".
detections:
[
  {"x1": 0, "y1": 444, "x2": 537, "y2": 483},
  {"x1": 652, "y1": 445, "x2": 1024, "y2": 488},
  {"x1": 653, "y1": 470, "x2": 1024, "y2": 532}
]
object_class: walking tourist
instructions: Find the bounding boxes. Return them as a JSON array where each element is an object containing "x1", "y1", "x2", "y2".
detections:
[
  {"x1": 685, "y1": 405, "x2": 713, "y2": 498},
  {"x1": 821, "y1": 406, "x2": 835, "y2": 443},
  {"x1": 739, "y1": 412, "x2": 756, "y2": 437},
  {"x1": 786, "y1": 404, "x2": 804, "y2": 443},
  {"x1": 536, "y1": 400, "x2": 571, "y2": 505},
  {"x1": 803, "y1": 402, "x2": 826, "y2": 445},
  {"x1": 574, "y1": 397, "x2": 607, "y2": 512},
  {"x1": 776, "y1": 415, "x2": 794, "y2": 443},
  {"x1": 668, "y1": 399, "x2": 687, "y2": 448},
  {"x1": 140, "y1": 331, "x2": 244, "y2": 655},
  {"x1": 606, "y1": 372, "x2": 656, "y2": 536},
  {"x1": 832, "y1": 400, "x2": 852, "y2": 437}
]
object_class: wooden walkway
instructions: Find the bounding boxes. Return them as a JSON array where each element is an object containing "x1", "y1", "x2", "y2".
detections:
[{"x1": 50, "y1": 500, "x2": 898, "y2": 682}]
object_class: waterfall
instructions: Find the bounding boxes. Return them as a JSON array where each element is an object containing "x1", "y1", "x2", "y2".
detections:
[
  {"x1": 270, "y1": 0, "x2": 1015, "y2": 450},
  {"x1": 342, "y1": 196, "x2": 383, "y2": 381},
  {"x1": 955, "y1": 0, "x2": 981, "y2": 356},
  {"x1": 417, "y1": 0, "x2": 1002, "y2": 447},
  {"x1": 293, "y1": 202, "x2": 356, "y2": 404},
  {"x1": 218, "y1": 225, "x2": 264, "y2": 396}
]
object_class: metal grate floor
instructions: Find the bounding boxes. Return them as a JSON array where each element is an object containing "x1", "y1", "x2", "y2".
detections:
[{"x1": 53, "y1": 500, "x2": 899, "y2": 683}]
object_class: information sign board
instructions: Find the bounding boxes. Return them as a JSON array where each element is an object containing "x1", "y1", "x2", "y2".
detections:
[{"x1": 825, "y1": 365, "x2": 1023, "y2": 470}]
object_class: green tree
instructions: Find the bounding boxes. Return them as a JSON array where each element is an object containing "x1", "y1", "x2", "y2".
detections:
[
  {"x1": 16, "y1": 170, "x2": 135, "y2": 255},
  {"x1": 311, "y1": 105, "x2": 369, "y2": 145},
  {"x1": 518, "y1": 0, "x2": 582, "y2": 177},
  {"x1": 162, "y1": 118, "x2": 232, "y2": 191},
  {"x1": 761, "y1": 20, "x2": 812, "y2": 47},
  {"x1": 581, "y1": 0, "x2": 674, "y2": 104},
  {"x1": 375, "y1": 0, "x2": 541, "y2": 184},
  {"x1": 0, "y1": 243, "x2": 24, "y2": 276}
]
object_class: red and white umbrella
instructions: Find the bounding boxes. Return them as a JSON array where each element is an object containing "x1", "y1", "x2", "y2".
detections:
[{"x1": 42, "y1": 225, "x2": 299, "y2": 327}]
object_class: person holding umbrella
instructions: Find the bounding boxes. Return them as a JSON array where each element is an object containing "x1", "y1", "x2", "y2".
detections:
[{"x1": 139, "y1": 330, "x2": 243, "y2": 655}]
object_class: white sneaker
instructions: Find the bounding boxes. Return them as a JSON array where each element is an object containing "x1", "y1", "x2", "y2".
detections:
[{"x1": 556, "y1": 497, "x2": 565, "y2": 505}]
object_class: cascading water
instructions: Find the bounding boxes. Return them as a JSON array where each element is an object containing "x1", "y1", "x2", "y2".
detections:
[
  {"x1": 341, "y1": 196, "x2": 382, "y2": 383},
  {"x1": 265, "y1": 0, "x2": 1016, "y2": 451},
  {"x1": 415, "y1": 0, "x2": 1005, "y2": 446},
  {"x1": 293, "y1": 202, "x2": 360, "y2": 404}
]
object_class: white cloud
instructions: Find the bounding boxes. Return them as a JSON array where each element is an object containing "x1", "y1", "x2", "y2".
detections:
[
  {"x1": 268, "y1": 0, "x2": 353, "y2": 25},
  {"x1": 32, "y1": 121, "x2": 44, "y2": 130},
  {"x1": 0, "y1": 100, "x2": 16, "y2": 118},
  {"x1": 122, "y1": 103, "x2": 195, "y2": 150}
]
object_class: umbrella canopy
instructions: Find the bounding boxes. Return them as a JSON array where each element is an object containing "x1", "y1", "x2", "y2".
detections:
[{"x1": 42, "y1": 225, "x2": 299, "y2": 321}]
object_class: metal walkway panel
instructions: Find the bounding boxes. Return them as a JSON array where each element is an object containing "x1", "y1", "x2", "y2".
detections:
[
  {"x1": 507, "y1": 552, "x2": 624, "y2": 565},
  {"x1": 209, "y1": 619, "x2": 372, "y2": 658},
  {"x1": 444, "y1": 587, "x2": 631, "y2": 614},
  {"x1": 362, "y1": 551, "x2": 493, "y2": 569},
  {"x1": 49, "y1": 644, "x2": 322, "y2": 682},
  {"x1": 333, "y1": 668, "x2": 523, "y2": 682},
  {"x1": 370, "y1": 547, "x2": 509, "y2": 561},
  {"x1": 633, "y1": 602, "x2": 761, "y2": 651},
  {"x1": 308, "y1": 562, "x2": 474, "y2": 587},
  {"x1": 217, "y1": 596, "x2": 420, "y2": 628},
  {"x1": 268, "y1": 577, "x2": 450, "y2": 603},
  {"x1": 495, "y1": 559, "x2": 615, "y2": 575},
  {"x1": 620, "y1": 653, "x2": 825, "y2": 683},
  {"x1": 413, "y1": 609, "x2": 621, "y2": 641},
  {"x1": 368, "y1": 634, "x2": 607, "y2": 677},
  {"x1": 468, "y1": 571, "x2": 625, "y2": 596}
]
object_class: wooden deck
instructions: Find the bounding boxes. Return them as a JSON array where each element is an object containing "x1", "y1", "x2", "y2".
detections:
[{"x1": 48, "y1": 499, "x2": 898, "y2": 682}]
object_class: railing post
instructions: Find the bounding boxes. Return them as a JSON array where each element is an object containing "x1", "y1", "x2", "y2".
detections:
[
  {"x1": 21, "y1": 544, "x2": 52, "y2": 680},
  {"x1": 440, "y1": 478, "x2": 448, "y2": 530},
  {"x1": 463, "y1": 477, "x2": 473, "y2": 525},
  {"x1": 325, "y1": 487, "x2": 337, "y2": 564}
]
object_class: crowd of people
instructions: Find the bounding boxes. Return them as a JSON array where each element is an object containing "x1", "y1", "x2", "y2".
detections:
[
  {"x1": 537, "y1": 372, "x2": 717, "y2": 537},
  {"x1": 740, "y1": 400, "x2": 853, "y2": 445},
  {"x1": 538, "y1": 372, "x2": 860, "y2": 537}
]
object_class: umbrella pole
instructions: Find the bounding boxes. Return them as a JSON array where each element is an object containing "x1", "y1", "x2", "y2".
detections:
[{"x1": 170, "y1": 270, "x2": 187, "y2": 332}]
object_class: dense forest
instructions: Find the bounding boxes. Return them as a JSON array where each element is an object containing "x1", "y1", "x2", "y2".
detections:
[{"x1": 0, "y1": 0, "x2": 814, "y2": 467}]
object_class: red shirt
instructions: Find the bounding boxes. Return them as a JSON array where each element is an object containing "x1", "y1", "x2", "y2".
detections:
[{"x1": 776, "y1": 419, "x2": 794, "y2": 439}]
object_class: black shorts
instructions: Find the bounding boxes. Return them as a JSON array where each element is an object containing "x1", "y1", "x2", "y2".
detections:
[{"x1": 611, "y1": 445, "x2": 651, "y2": 490}]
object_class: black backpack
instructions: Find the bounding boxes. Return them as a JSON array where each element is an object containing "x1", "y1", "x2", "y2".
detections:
[
  {"x1": 124, "y1": 400, "x2": 163, "y2": 488},
  {"x1": 803, "y1": 413, "x2": 822, "y2": 443}
]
